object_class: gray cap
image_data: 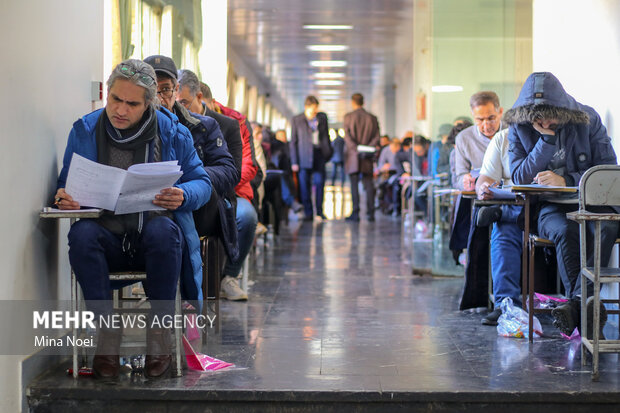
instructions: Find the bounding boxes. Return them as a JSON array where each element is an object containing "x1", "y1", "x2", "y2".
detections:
[{"x1": 143, "y1": 55, "x2": 178, "y2": 80}]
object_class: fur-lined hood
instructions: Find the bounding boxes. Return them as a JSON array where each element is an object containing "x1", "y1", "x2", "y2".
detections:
[{"x1": 503, "y1": 72, "x2": 590, "y2": 126}]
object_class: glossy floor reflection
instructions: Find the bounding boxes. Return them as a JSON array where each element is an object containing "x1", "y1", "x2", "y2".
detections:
[{"x1": 28, "y1": 190, "x2": 620, "y2": 411}]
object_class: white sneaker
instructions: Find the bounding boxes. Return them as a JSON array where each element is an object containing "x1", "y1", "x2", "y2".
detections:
[{"x1": 220, "y1": 276, "x2": 248, "y2": 301}]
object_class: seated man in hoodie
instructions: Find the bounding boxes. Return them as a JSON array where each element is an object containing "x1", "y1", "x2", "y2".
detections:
[
  {"x1": 54, "y1": 59, "x2": 211, "y2": 379},
  {"x1": 507, "y1": 72, "x2": 619, "y2": 338}
]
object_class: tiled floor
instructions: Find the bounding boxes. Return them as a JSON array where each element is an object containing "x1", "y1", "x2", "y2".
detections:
[{"x1": 28, "y1": 187, "x2": 620, "y2": 412}]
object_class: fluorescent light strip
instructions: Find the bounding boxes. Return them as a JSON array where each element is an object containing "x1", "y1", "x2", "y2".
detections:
[
  {"x1": 303, "y1": 24, "x2": 353, "y2": 30},
  {"x1": 317, "y1": 90, "x2": 341, "y2": 95},
  {"x1": 432, "y1": 85, "x2": 464, "y2": 93},
  {"x1": 316, "y1": 80, "x2": 344, "y2": 86},
  {"x1": 314, "y1": 72, "x2": 346, "y2": 79},
  {"x1": 306, "y1": 45, "x2": 349, "y2": 52},
  {"x1": 310, "y1": 60, "x2": 347, "y2": 68}
]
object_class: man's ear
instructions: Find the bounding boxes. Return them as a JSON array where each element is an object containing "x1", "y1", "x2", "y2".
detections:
[{"x1": 196, "y1": 91, "x2": 203, "y2": 101}]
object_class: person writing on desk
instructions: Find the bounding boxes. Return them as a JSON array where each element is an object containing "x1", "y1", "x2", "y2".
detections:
[
  {"x1": 506, "y1": 71, "x2": 618, "y2": 338},
  {"x1": 474, "y1": 129, "x2": 523, "y2": 325},
  {"x1": 55, "y1": 59, "x2": 211, "y2": 378}
]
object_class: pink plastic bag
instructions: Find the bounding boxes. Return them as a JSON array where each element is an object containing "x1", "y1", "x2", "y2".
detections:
[
  {"x1": 561, "y1": 327, "x2": 580, "y2": 340},
  {"x1": 182, "y1": 335, "x2": 234, "y2": 371},
  {"x1": 182, "y1": 303, "x2": 201, "y2": 341}
]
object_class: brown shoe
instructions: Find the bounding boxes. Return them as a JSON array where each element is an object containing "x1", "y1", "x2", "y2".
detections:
[
  {"x1": 93, "y1": 328, "x2": 122, "y2": 378},
  {"x1": 145, "y1": 327, "x2": 172, "y2": 378}
]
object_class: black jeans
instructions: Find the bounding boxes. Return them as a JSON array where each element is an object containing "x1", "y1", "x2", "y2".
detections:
[{"x1": 538, "y1": 203, "x2": 619, "y2": 299}]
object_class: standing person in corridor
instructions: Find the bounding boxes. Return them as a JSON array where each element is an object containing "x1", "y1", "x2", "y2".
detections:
[
  {"x1": 343, "y1": 93, "x2": 381, "y2": 222},
  {"x1": 290, "y1": 95, "x2": 333, "y2": 221}
]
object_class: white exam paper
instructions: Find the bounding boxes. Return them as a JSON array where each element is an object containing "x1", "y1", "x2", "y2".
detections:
[
  {"x1": 115, "y1": 163, "x2": 182, "y2": 214},
  {"x1": 64, "y1": 153, "x2": 183, "y2": 214},
  {"x1": 65, "y1": 154, "x2": 125, "y2": 210}
]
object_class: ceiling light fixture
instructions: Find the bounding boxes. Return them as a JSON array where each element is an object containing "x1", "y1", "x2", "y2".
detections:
[
  {"x1": 310, "y1": 60, "x2": 347, "y2": 67},
  {"x1": 303, "y1": 24, "x2": 353, "y2": 30},
  {"x1": 316, "y1": 80, "x2": 344, "y2": 86},
  {"x1": 306, "y1": 45, "x2": 349, "y2": 52},
  {"x1": 431, "y1": 85, "x2": 464, "y2": 93},
  {"x1": 317, "y1": 90, "x2": 341, "y2": 95},
  {"x1": 314, "y1": 73, "x2": 346, "y2": 79}
]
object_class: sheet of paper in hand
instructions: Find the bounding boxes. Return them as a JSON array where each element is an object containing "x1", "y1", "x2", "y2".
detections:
[{"x1": 64, "y1": 153, "x2": 182, "y2": 214}]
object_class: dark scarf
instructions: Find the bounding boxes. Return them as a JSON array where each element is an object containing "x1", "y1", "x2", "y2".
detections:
[
  {"x1": 96, "y1": 107, "x2": 158, "y2": 166},
  {"x1": 94, "y1": 107, "x2": 159, "y2": 257}
]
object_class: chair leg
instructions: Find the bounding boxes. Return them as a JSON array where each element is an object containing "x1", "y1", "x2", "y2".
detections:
[
  {"x1": 241, "y1": 256, "x2": 249, "y2": 293},
  {"x1": 205, "y1": 237, "x2": 221, "y2": 300},
  {"x1": 592, "y1": 222, "x2": 602, "y2": 381},
  {"x1": 488, "y1": 225, "x2": 493, "y2": 310},
  {"x1": 581, "y1": 272, "x2": 587, "y2": 368},
  {"x1": 173, "y1": 277, "x2": 183, "y2": 377},
  {"x1": 528, "y1": 237, "x2": 535, "y2": 343},
  {"x1": 71, "y1": 270, "x2": 79, "y2": 379}
]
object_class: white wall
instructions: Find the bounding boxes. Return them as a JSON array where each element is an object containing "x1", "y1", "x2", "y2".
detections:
[
  {"x1": 0, "y1": 1, "x2": 103, "y2": 410},
  {"x1": 394, "y1": 56, "x2": 415, "y2": 139},
  {"x1": 533, "y1": 0, "x2": 620, "y2": 153}
]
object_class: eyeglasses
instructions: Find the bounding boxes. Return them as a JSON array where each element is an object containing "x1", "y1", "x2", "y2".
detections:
[
  {"x1": 178, "y1": 97, "x2": 195, "y2": 109},
  {"x1": 118, "y1": 63, "x2": 156, "y2": 86},
  {"x1": 157, "y1": 87, "x2": 174, "y2": 99}
]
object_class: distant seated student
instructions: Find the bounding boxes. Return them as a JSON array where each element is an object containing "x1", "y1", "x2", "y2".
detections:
[
  {"x1": 376, "y1": 138, "x2": 401, "y2": 214},
  {"x1": 442, "y1": 121, "x2": 472, "y2": 185},
  {"x1": 429, "y1": 123, "x2": 453, "y2": 177},
  {"x1": 411, "y1": 135, "x2": 430, "y2": 215},
  {"x1": 55, "y1": 59, "x2": 211, "y2": 379}
]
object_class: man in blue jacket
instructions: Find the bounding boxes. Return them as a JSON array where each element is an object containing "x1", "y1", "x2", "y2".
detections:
[
  {"x1": 54, "y1": 59, "x2": 212, "y2": 379},
  {"x1": 507, "y1": 72, "x2": 619, "y2": 338}
]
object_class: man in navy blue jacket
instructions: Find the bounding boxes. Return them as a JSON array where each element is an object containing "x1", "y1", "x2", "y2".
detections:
[
  {"x1": 144, "y1": 56, "x2": 238, "y2": 254},
  {"x1": 507, "y1": 72, "x2": 619, "y2": 338}
]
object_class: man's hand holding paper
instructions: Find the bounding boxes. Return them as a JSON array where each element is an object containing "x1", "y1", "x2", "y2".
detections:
[{"x1": 62, "y1": 153, "x2": 183, "y2": 214}]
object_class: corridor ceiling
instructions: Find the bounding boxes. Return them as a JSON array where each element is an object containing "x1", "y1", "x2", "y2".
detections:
[{"x1": 227, "y1": 0, "x2": 414, "y2": 123}]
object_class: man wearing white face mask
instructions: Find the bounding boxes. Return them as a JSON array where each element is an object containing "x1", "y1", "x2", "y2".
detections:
[{"x1": 290, "y1": 95, "x2": 333, "y2": 221}]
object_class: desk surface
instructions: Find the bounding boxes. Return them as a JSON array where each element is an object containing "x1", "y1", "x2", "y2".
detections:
[
  {"x1": 40, "y1": 207, "x2": 104, "y2": 219},
  {"x1": 511, "y1": 184, "x2": 578, "y2": 193},
  {"x1": 566, "y1": 211, "x2": 620, "y2": 221}
]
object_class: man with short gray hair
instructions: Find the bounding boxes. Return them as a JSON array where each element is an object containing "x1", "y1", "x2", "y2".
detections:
[
  {"x1": 453, "y1": 91, "x2": 504, "y2": 190},
  {"x1": 54, "y1": 58, "x2": 211, "y2": 378}
]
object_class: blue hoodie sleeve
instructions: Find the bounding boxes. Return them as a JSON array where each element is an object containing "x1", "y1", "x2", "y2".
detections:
[{"x1": 508, "y1": 124, "x2": 556, "y2": 185}]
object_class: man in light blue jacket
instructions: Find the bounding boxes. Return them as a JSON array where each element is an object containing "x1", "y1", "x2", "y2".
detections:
[{"x1": 54, "y1": 59, "x2": 211, "y2": 379}]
